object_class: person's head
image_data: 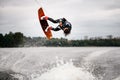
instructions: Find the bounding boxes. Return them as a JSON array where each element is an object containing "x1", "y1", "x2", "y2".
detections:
[
  {"x1": 61, "y1": 18, "x2": 72, "y2": 36},
  {"x1": 63, "y1": 28, "x2": 71, "y2": 36}
]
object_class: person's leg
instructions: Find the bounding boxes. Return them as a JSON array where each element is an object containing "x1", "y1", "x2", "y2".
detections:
[
  {"x1": 45, "y1": 25, "x2": 61, "y2": 32},
  {"x1": 48, "y1": 17, "x2": 59, "y2": 23},
  {"x1": 41, "y1": 16, "x2": 59, "y2": 23}
]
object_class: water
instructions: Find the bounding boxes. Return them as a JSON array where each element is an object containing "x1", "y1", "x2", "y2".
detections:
[
  {"x1": 32, "y1": 57, "x2": 97, "y2": 80},
  {"x1": 0, "y1": 47, "x2": 120, "y2": 80}
]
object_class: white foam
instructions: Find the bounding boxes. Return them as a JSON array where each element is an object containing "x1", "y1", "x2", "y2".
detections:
[
  {"x1": 83, "y1": 50, "x2": 110, "y2": 61},
  {"x1": 32, "y1": 58, "x2": 97, "y2": 80},
  {"x1": 113, "y1": 76, "x2": 120, "y2": 80}
]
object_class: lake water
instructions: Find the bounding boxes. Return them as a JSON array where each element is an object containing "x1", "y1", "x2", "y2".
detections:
[{"x1": 0, "y1": 47, "x2": 120, "y2": 80}]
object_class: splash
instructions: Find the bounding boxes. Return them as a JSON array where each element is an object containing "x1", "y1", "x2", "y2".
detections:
[{"x1": 32, "y1": 57, "x2": 97, "y2": 80}]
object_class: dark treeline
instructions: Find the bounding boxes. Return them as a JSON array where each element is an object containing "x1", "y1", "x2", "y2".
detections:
[
  {"x1": 0, "y1": 32, "x2": 120, "y2": 47},
  {"x1": 0, "y1": 32, "x2": 24, "y2": 47}
]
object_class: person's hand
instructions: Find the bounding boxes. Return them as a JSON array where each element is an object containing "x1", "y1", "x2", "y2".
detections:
[{"x1": 59, "y1": 22, "x2": 62, "y2": 27}]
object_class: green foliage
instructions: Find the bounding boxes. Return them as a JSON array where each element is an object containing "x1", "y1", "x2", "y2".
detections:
[
  {"x1": 44, "y1": 38, "x2": 69, "y2": 46},
  {"x1": 0, "y1": 32, "x2": 24, "y2": 47},
  {"x1": 0, "y1": 33, "x2": 4, "y2": 47},
  {"x1": 0, "y1": 32, "x2": 120, "y2": 47}
]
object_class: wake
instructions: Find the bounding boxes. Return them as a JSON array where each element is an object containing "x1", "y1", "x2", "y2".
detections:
[
  {"x1": 83, "y1": 50, "x2": 110, "y2": 62},
  {"x1": 31, "y1": 57, "x2": 97, "y2": 80}
]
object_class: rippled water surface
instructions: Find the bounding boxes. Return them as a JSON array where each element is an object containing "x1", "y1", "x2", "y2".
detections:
[{"x1": 0, "y1": 47, "x2": 120, "y2": 80}]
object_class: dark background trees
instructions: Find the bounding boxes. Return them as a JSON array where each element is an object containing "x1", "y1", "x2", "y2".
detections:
[
  {"x1": 0, "y1": 32, "x2": 120, "y2": 47},
  {"x1": 0, "y1": 32, "x2": 24, "y2": 47}
]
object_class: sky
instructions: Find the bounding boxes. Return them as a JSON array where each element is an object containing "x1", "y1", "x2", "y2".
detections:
[{"x1": 0, "y1": 0, "x2": 120, "y2": 39}]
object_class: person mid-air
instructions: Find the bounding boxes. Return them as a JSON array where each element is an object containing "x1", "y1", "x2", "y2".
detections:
[{"x1": 41, "y1": 16, "x2": 72, "y2": 36}]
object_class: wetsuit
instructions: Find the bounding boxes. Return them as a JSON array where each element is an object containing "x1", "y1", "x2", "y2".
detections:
[{"x1": 48, "y1": 17, "x2": 72, "y2": 31}]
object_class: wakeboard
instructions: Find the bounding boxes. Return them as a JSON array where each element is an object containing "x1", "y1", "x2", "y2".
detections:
[{"x1": 38, "y1": 7, "x2": 52, "y2": 40}]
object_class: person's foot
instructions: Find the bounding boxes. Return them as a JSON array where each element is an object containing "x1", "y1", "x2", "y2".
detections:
[
  {"x1": 41, "y1": 16, "x2": 48, "y2": 20},
  {"x1": 45, "y1": 26, "x2": 52, "y2": 32}
]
